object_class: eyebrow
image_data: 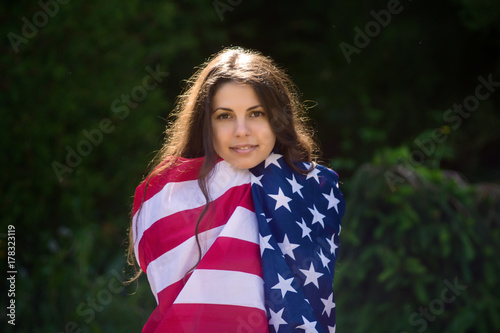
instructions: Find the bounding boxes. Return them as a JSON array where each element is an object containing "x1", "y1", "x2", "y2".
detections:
[{"x1": 212, "y1": 105, "x2": 263, "y2": 113}]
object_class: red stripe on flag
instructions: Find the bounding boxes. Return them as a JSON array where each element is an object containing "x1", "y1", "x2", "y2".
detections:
[
  {"x1": 142, "y1": 305, "x2": 163, "y2": 333},
  {"x1": 148, "y1": 303, "x2": 269, "y2": 333},
  {"x1": 154, "y1": 238, "x2": 262, "y2": 310},
  {"x1": 197, "y1": 237, "x2": 263, "y2": 277},
  {"x1": 155, "y1": 271, "x2": 193, "y2": 316},
  {"x1": 138, "y1": 184, "x2": 254, "y2": 271}
]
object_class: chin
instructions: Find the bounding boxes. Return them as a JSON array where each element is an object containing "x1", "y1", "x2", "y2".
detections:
[
  {"x1": 226, "y1": 159, "x2": 260, "y2": 170},
  {"x1": 231, "y1": 162, "x2": 254, "y2": 170}
]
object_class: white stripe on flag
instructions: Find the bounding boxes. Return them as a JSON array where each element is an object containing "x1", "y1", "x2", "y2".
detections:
[
  {"x1": 174, "y1": 269, "x2": 265, "y2": 311},
  {"x1": 133, "y1": 161, "x2": 252, "y2": 260},
  {"x1": 218, "y1": 206, "x2": 259, "y2": 244},
  {"x1": 145, "y1": 206, "x2": 259, "y2": 302},
  {"x1": 146, "y1": 226, "x2": 223, "y2": 303}
]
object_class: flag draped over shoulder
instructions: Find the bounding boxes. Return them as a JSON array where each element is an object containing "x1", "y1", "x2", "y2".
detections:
[
  {"x1": 132, "y1": 154, "x2": 344, "y2": 333},
  {"x1": 132, "y1": 157, "x2": 268, "y2": 333},
  {"x1": 250, "y1": 153, "x2": 345, "y2": 333}
]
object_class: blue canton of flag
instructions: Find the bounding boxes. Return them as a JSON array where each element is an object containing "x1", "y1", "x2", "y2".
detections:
[{"x1": 250, "y1": 153, "x2": 345, "y2": 333}]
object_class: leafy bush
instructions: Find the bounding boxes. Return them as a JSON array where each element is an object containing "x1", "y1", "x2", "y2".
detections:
[{"x1": 335, "y1": 148, "x2": 500, "y2": 333}]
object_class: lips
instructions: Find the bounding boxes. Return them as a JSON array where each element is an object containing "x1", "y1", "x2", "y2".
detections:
[{"x1": 230, "y1": 144, "x2": 258, "y2": 153}]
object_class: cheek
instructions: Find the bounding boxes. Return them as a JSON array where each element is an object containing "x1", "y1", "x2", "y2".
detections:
[
  {"x1": 211, "y1": 124, "x2": 227, "y2": 152},
  {"x1": 263, "y1": 124, "x2": 276, "y2": 146},
  {"x1": 269, "y1": 132, "x2": 277, "y2": 148}
]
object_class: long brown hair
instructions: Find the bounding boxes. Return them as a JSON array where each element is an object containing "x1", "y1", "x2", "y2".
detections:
[{"x1": 127, "y1": 46, "x2": 319, "y2": 281}]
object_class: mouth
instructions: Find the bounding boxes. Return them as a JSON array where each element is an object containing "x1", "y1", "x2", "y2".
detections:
[{"x1": 230, "y1": 145, "x2": 258, "y2": 153}]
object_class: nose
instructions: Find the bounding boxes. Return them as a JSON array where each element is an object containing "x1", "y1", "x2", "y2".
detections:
[{"x1": 234, "y1": 118, "x2": 251, "y2": 137}]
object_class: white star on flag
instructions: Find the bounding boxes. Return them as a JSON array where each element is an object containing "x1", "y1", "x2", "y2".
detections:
[
  {"x1": 329, "y1": 325, "x2": 336, "y2": 333},
  {"x1": 318, "y1": 248, "x2": 330, "y2": 272},
  {"x1": 323, "y1": 188, "x2": 340, "y2": 213},
  {"x1": 326, "y1": 233, "x2": 338, "y2": 255},
  {"x1": 251, "y1": 174, "x2": 264, "y2": 187},
  {"x1": 269, "y1": 307, "x2": 287, "y2": 332},
  {"x1": 308, "y1": 205, "x2": 326, "y2": 228},
  {"x1": 305, "y1": 167, "x2": 320, "y2": 183},
  {"x1": 299, "y1": 263, "x2": 323, "y2": 288},
  {"x1": 260, "y1": 234, "x2": 274, "y2": 256},
  {"x1": 269, "y1": 188, "x2": 292, "y2": 212},
  {"x1": 278, "y1": 234, "x2": 300, "y2": 260},
  {"x1": 296, "y1": 218, "x2": 312, "y2": 241},
  {"x1": 271, "y1": 274, "x2": 297, "y2": 298},
  {"x1": 259, "y1": 213, "x2": 273, "y2": 224},
  {"x1": 265, "y1": 153, "x2": 283, "y2": 169},
  {"x1": 250, "y1": 156, "x2": 345, "y2": 331},
  {"x1": 296, "y1": 316, "x2": 319, "y2": 333},
  {"x1": 287, "y1": 174, "x2": 304, "y2": 198},
  {"x1": 321, "y1": 293, "x2": 336, "y2": 317}
]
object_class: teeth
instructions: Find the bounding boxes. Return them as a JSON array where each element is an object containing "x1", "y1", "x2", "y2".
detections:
[{"x1": 233, "y1": 146, "x2": 253, "y2": 150}]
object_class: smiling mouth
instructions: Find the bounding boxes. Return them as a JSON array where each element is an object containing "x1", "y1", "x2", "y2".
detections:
[{"x1": 230, "y1": 145, "x2": 258, "y2": 152}]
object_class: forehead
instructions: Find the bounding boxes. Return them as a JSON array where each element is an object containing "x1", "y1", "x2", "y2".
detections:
[{"x1": 212, "y1": 82, "x2": 261, "y2": 109}]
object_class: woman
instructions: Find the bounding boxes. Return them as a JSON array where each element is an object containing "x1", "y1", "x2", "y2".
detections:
[{"x1": 128, "y1": 47, "x2": 345, "y2": 332}]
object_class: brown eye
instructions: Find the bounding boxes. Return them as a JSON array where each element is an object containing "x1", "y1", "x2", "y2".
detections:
[
  {"x1": 216, "y1": 113, "x2": 231, "y2": 120},
  {"x1": 250, "y1": 111, "x2": 265, "y2": 117}
]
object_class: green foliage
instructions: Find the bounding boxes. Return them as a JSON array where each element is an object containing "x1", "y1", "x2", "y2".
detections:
[{"x1": 335, "y1": 150, "x2": 500, "y2": 333}]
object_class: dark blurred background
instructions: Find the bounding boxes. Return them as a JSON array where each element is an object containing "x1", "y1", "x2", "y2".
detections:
[{"x1": 1, "y1": 0, "x2": 499, "y2": 332}]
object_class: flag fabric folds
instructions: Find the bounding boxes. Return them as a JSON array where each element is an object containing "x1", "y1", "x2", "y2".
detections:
[
  {"x1": 132, "y1": 154, "x2": 344, "y2": 332},
  {"x1": 132, "y1": 157, "x2": 268, "y2": 332},
  {"x1": 250, "y1": 153, "x2": 345, "y2": 333}
]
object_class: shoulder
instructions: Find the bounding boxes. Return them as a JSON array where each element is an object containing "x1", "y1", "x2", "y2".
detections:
[
  {"x1": 313, "y1": 163, "x2": 340, "y2": 184},
  {"x1": 132, "y1": 156, "x2": 205, "y2": 215},
  {"x1": 293, "y1": 160, "x2": 341, "y2": 185}
]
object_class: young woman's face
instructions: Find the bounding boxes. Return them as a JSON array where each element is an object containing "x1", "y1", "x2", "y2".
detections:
[{"x1": 211, "y1": 82, "x2": 276, "y2": 169}]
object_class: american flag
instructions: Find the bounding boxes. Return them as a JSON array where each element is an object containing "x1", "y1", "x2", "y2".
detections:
[
  {"x1": 132, "y1": 153, "x2": 344, "y2": 332},
  {"x1": 250, "y1": 153, "x2": 345, "y2": 333}
]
